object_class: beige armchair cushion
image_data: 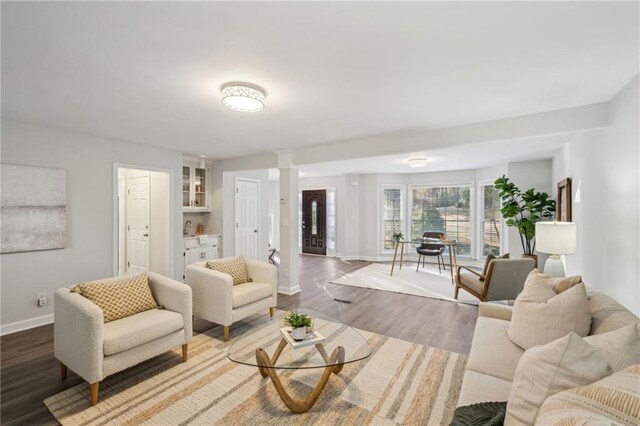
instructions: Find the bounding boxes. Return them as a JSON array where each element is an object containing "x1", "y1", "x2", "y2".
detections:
[
  {"x1": 458, "y1": 269, "x2": 484, "y2": 295},
  {"x1": 508, "y1": 280, "x2": 591, "y2": 350},
  {"x1": 73, "y1": 273, "x2": 158, "y2": 322},
  {"x1": 535, "y1": 364, "x2": 640, "y2": 426},
  {"x1": 103, "y1": 308, "x2": 184, "y2": 356},
  {"x1": 584, "y1": 323, "x2": 640, "y2": 371},
  {"x1": 524, "y1": 269, "x2": 583, "y2": 293},
  {"x1": 505, "y1": 332, "x2": 612, "y2": 426},
  {"x1": 233, "y1": 282, "x2": 273, "y2": 308},
  {"x1": 206, "y1": 256, "x2": 249, "y2": 285}
]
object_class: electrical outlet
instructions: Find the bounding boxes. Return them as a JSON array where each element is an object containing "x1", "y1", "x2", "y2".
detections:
[{"x1": 37, "y1": 292, "x2": 46, "y2": 307}]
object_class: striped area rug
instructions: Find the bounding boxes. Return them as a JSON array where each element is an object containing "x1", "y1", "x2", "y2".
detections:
[{"x1": 45, "y1": 312, "x2": 467, "y2": 425}]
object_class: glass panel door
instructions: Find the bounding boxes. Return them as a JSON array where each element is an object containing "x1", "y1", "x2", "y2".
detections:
[
  {"x1": 194, "y1": 168, "x2": 206, "y2": 208},
  {"x1": 182, "y1": 166, "x2": 191, "y2": 207}
]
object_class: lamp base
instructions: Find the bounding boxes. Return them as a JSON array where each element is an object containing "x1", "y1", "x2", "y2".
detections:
[{"x1": 543, "y1": 255, "x2": 565, "y2": 277}]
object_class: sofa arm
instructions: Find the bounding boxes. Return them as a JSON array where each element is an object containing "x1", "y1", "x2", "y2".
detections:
[
  {"x1": 186, "y1": 262, "x2": 233, "y2": 325},
  {"x1": 148, "y1": 272, "x2": 193, "y2": 341},
  {"x1": 246, "y1": 259, "x2": 278, "y2": 306},
  {"x1": 54, "y1": 288, "x2": 104, "y2": 383},
  {"x1": 478, "y1": 302, "x2": 513, "y2": 321}
]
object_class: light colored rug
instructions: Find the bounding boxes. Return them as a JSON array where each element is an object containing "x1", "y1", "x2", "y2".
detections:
[
  {"x1": 45, "y1": 312, "x2": 468, "y2": 425},
  {"x1": 330, "y1": 263, "x2": 481, "y2": 305}
]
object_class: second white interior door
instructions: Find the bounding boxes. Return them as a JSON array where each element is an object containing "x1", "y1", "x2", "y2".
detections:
[
  {"x1": 127, "y1": 174, "x2": 150, "y2": 273},
  {"x1": 235, "y1": 178, "x2": 259, "y2": 260}
]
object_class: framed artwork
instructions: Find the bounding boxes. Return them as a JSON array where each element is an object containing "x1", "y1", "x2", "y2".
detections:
[
  {"x1": 556, "y1": 178, "x2": 572, "y2": 222},
  {"x1": 1, "y1": 164, "x2": 67, "y2": 254}
]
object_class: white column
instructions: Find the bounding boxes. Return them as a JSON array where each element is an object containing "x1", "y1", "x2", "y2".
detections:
[{"x1": 278, "y1": 167, "x2": 301, "y2": 295}]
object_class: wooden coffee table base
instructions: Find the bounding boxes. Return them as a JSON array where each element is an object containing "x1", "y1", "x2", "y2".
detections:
[{"x1": 255, "y1": 338, "x2": 345, "y2": 413}]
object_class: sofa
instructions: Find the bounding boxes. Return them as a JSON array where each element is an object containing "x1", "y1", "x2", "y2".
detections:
[
  {"x1": 186, "y1": 258, "x2": 277, "y2": 341},
  {"x1": 54, "y1": 272, "x2": 192, "y2": 405},
  {"x1": 457, "y1": 289, "x2": 639, "y2": 420}
]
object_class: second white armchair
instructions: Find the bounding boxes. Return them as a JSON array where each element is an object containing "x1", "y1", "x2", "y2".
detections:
[{"x1": 186, "y1": 258, "x2": 277, "y2": 341}]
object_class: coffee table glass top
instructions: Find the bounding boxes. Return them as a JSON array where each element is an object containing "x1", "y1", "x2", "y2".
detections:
[{"x1": 227, "y1": 309, "x2": 371, "y2": 369}]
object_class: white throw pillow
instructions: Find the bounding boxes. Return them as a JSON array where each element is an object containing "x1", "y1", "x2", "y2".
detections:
[
  {"x1": 505, "y1": 332, "x2": 612, "y2": 426},
  {"x1": 584, "y1": 323, "x2": 640, "y2": 372},
  {"x1": 508, "y1": 280, "x2": 591, "y2": 350}
]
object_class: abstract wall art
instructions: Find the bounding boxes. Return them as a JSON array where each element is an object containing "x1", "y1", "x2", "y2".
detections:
[{"x1": 1, "y1": 164, "x2": 66, "y2": 254}]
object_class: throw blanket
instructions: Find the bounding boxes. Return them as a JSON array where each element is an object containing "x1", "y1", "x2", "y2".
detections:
[{"x1": 450, "y1": 401, "x2": 506, "y2": 426}]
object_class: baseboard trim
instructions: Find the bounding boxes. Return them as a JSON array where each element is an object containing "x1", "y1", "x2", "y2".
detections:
[
  {"x1": 1, "y1": 313, "x2": 54, "y2": 336},
  {"x1": 278, "y1": 285, "x2": 301, "y2": 295}
]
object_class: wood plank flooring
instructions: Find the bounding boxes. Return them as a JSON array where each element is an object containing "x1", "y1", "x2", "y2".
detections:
[{"x1": 1, "y1": 255, "x2": 477, "y2": 425}]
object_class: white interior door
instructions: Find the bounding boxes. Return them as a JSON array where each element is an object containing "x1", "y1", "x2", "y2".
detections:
[
  {"x1": 235, "y1": 179, "x2": 259, "y2": 260},
  {"x1": 127, "y1": 175, "x2": 150, "y2": 273}
]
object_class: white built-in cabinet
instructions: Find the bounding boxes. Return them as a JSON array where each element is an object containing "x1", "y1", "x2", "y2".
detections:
[
  {"x1": 182, "y1": 165, "x2": 210, "y2": 211},
  {"x1": 183, "y1": 235, "x2": 220, "y2": 281}
]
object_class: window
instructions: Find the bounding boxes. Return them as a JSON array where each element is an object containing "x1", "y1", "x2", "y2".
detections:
[
  {"x1": 382, "y1": 185, "x2": 405, "y2": 252},
  {"x1": 327, "y1": 190, "x2": 336, "y2": 251},
  {"x1": 481, "y1": 185, "x2": 502, "y2": 257},
  {"x1": 410, "y1": 186, "x2": 472, "y2": 256}
]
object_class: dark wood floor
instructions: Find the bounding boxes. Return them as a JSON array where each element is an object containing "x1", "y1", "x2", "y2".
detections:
[{"x1": 1, "y1": 255, "x2": 477, "y2": 425}]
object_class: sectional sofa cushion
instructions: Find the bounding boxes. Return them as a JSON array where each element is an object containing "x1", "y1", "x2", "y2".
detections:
[
  {"x1": 505, "y1": 332, "x2": 612, "y2": 426},
  {"x1": 73, "y1": 273, "x2": 158, "y2": 323},
  {"x1": 524, "y1": 269, "x2": 583, "y2": 293},
  {"x1": 584, "y1": 323, "x2": 640, "y2": 371},
  {"x1": 535, "y1": 363, "x2": 640, "y2": 426},
  {"x1": 206, "y1": 256, "x2": 250, "y2": 285},
  {"x1": 508, "y1": 280, "x2": 591, "y2": 350},
  {"x1": 589, "y1": 290, "x2": 640, "y2": 335}
]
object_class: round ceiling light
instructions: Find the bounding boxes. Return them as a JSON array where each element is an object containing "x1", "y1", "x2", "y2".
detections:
[
  {"x1": 221, "y1": 83, "x2": 266, "y2": 112},
  {"x1": 408, "y1": 158, "x2": 428, "y2": 168}
]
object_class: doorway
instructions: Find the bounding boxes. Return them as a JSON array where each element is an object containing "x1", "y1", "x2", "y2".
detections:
[
  {"x1": 235, "y1": 178, "x2": 260, "y2": 259},
  {"x1": 116, "y1": 167, "x2": 172, "y2": 276},
  {"x1": 302, "y1": 190, "x2": 327, "y2": 255}
]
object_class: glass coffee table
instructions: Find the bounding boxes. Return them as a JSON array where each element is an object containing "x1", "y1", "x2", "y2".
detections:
[{"x1": 227, "y1": 309, "x2": 371, "y2": 413}]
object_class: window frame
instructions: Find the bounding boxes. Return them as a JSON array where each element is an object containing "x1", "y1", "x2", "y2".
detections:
[
  {"x1": 408, "y1": 183, "x2": 475, "y2": 259},
  {"x1": 477, "y1": 180, "x2": 504, "y2": 258},
  {"x1": 380, "y1": 184, "x2": 406, "y2": 255}
]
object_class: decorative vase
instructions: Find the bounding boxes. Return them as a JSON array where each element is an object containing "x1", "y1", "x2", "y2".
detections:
[
  {"x1": 523, "y1": 254, "x2": 538, "y2": 268},
  {"x1": 291, "y1": 327, "x2": 307, "y2": 341}
]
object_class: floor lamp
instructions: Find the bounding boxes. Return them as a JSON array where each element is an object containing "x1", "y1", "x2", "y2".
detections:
[{"x1": 535, "y1": 221, "x2": 576, "y2": 277}]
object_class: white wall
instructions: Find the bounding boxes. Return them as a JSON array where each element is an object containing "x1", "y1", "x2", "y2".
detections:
[
  {"x1": 220, "y1": 169, "x2": 270, "y2": 263},
  {"x1": 552, "y1": 75, "x2": 639, "y2": 315},
  {"x1": 1, "y1": 120, "x2": 184, "y2": 332}
]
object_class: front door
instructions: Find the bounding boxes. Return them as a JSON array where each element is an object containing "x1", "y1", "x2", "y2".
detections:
[
  {"x1": 126, "y1": 174, "x2": 150, "y2": 273},
  {"x1": 235, "y1": 178, "x2": 259, "y2": 260},
  {"x1": 302, "y1": 190, "x2": 326, "y2": 255}
]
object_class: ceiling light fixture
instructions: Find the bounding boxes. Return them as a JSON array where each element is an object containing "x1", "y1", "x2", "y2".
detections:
[
  {"x1": 221, "y1": 83, "x2": 266, "y2": 112},
  {"x1": 408, "y1": 158, "x2": 428, "y2": 168}
]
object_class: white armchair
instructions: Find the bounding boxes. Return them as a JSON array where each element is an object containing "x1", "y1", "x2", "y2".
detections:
[
  {"x1": 186, "y1": 258, "x2": 277, "y2": 341},
  {"x1": 54, "y1": 272, "x2": 192, "y2": 406}
]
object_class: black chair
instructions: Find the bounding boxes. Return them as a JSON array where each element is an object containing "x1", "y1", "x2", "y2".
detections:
[{"x1": 416, "y1": 231, "x2": 446, "y2": 273}]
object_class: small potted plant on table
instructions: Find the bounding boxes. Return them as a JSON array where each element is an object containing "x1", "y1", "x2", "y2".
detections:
[{"x1": 284, "y1": 312, "x2": 313, "y2": 341}]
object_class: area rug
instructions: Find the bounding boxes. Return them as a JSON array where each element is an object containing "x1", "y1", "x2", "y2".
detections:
[
  {"x1": 330, "y1": 262, "x2": 481, "y2": 305},
  {"x1": 44, "y1": 312, "x2": 468, "y2": 425}
]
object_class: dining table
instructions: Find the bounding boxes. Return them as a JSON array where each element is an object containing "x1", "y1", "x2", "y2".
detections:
[{"x1": 387, "y1": 238, "x2": 458, "y2": 284}]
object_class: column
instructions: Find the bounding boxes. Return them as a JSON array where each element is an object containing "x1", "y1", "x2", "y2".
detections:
[{"x1": 278, "y1": 167, "x2": 301, "y2": 295}]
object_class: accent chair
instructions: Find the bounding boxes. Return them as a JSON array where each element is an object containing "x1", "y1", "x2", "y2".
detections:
[
  {"x1": 455, "y1": 257, "x2": 535, "y2": 302},
  {"x1": 416, "y1": 231, "x2": 447, "y2": 273}
]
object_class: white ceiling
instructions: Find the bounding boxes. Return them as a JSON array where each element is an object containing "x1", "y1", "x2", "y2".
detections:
[
  {"x1": 294, "y1": 133, "x2": 570, "y2": 178},
  {"x1": 2, "y1": 2, "x2": 638, "y2": 160}
]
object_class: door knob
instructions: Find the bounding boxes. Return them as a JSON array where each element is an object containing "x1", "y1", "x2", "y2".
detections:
[
  {"x1": 254, "y1": 229, "x2": 258, "y2": 233},
  {"x1": 143, "y1": 233, "x2": 149, "y2": 237}
]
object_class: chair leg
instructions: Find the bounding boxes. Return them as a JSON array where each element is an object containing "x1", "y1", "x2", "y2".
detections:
[
  {"x1": 60, "y1": 362, "x2": 67, "y2": 380},
  {"x1": 416, "y1": 255, "x2": 421, "y2": 271},
  {"x1": 224, "y1": 326, "x2": 230, "y2": 342},
  {"x1": 182, "y1": 344, "x2": 188, "y2": 362},
  {"x1": 437, "y1": 256, "x2": 442, "y2": 274},
  {"x1": 442, "y1": 254, "x2": 446, "y2": 271},
  {"x1": 454, "y1": 284, "x2": 460, "y2": 300},
  {"x1": 90, "y1": 382, "x2": 99, "y2": 406},
  {"x1": 423, "y1": 256, "x2": 426, "y2": 268},
  {"x1": 269, "y1": 307, "x2": 275, "y2": 318}
]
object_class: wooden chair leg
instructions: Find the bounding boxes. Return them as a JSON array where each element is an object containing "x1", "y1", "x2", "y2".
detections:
[
  {"x1": 182, "y1": 344, "x2": 188, "y2": 362},
  {"x1": 269, "y1": 307, "x2": 275, "y2": 318},
  {"x1": 223, "y1": 326, "x2": 230, "y2": 342},
  {"x1": 454, "y1": 284, "x2": 460, "y2": 299},
  {"x1": 90, "y1": 382, "x2": 99, "y2": 406},
  {"x1": 60, "y1": 362, "x2": 67, "y2": 380}
]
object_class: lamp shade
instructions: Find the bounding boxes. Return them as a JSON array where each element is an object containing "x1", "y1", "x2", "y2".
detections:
[{"x1": 535, "y1": 221, "x2": 576, "y2": 255}]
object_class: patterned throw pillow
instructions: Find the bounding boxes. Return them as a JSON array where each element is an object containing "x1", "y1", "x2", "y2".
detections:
[
  {"x1": 524, "y1": 269, "x2": 583, "y2": 293},
  {"x1": 73, "y1": 273, "x2": 158, "y2": 323},
  {"x1": 206, "y1": 257, "x2": 250, "y2": 285},
  {"x1": 535, "y1": 364, "x2": 640, "y2": 425}
]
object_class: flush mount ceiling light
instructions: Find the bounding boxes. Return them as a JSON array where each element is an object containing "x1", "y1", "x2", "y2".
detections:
[
  {"x1": 221, "y1": 83, "x2": 266, "y2": 112},
  {"x1": 408, "y1": 158, "x2": 428, "y2": 168}
]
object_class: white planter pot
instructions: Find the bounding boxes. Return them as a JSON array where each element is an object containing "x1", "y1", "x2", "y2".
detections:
[{"x1": 291, "y1": 327, "x2": 307, "y2": 341}]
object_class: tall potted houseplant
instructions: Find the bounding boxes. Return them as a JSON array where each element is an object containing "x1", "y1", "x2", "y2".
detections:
[{"x1": 494, "y1": 175, "x2": 556, "y2": 263}]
